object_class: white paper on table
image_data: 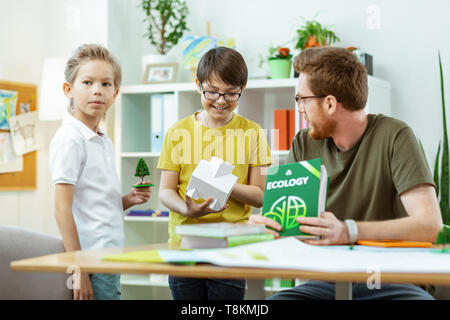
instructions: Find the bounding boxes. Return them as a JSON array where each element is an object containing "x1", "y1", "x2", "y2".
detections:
[
  {"x1": 195, "y1": 237, "x2": 450, "y2": 274},
  {"x1": 0, "y1": 132, "x2": 23, "y2": 173}
]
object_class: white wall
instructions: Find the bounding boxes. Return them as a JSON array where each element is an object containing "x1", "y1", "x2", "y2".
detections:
[
  {"x1": 2, "y1": 0, "x2": 450, "y2": 235},
  {"x1": 78, "y1": 0, "x2": 450, "y2": 167},
  {"x1": 118, "y1": 0, "x2": 449, "y2": 165},
  {"x1": 0, "y1": 0, "x2": 108, "y2": 235}
]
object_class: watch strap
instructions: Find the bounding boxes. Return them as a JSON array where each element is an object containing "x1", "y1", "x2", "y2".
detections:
[{"x1": 345, "y1": 219, "x2": 358, "y2": 244}]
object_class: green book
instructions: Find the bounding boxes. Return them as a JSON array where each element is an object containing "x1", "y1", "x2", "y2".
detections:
[
  {"x1": 262, "y1": 158, "x2": 329, "y2": 238},
  {"x1": 180, "y1": 233, "x2": 275, "y2": 249}
]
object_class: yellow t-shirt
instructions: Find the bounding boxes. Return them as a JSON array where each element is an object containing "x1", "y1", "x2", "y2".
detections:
[{"x1": 157, "y1": 112, "x2": 272, "y2": 244}]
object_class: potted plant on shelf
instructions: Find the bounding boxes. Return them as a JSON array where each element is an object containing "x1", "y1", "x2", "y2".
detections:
[
  {"x1": 140, "y1": 0, "x2": 190, "y2": 75},
  {"x1": 260, "y1": 46, "x2": 293, "y2": 79},
  {"x1": 291, "y1": 18, "x2": 340, "y2": 77},
  {"x1": 294, "y1": 18, "x2": 340, "y2": 50}
]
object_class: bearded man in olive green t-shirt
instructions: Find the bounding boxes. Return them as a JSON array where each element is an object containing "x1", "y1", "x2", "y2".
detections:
[{"x1": 250, "y1": 47, "x2": 443, "y2": 300}]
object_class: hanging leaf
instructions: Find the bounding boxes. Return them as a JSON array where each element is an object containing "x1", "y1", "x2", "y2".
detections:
[
  {"x1": 438, "y1": 51, "x2": 450, "y2": 225},
  {"x1": 434, "y1": 142, "x2": 441, "y2": 197}
]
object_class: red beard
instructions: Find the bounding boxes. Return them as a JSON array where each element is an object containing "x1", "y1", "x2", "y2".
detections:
[{"x1": 308, "y1": 113, "x2": 337, "y2": 140}]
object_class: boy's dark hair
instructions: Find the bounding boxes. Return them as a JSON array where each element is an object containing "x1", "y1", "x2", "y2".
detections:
[
  {"x1": 294, "y1": 47, "x2": 368, "y2": 111},
  {"x1": 196, "y1": 47, "x2": 248, "y2": 87}
]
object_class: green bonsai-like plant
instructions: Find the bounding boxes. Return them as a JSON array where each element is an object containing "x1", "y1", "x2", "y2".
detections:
[
  {"x1": 133, "y1": 158, "x2": 154, "y2": 188},
  {"x1": 141, "y1": 0, "x2": 189, "y2": 55},
  {"x1": 434, "y1": 51, "x2": 450, "y2": 228},
  {"x1": 294, "y1": 18, "x2": 340, "y2": 50}
]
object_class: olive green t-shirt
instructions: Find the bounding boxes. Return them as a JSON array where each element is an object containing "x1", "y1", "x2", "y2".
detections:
[{"x1": 287, "y1": 114, "x2": 435, "y2": 222}]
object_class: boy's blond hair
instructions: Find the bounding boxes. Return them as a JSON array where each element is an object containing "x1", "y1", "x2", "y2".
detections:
[{"x1": 65, "y1": 44, "x2": 122, "y2": 114}]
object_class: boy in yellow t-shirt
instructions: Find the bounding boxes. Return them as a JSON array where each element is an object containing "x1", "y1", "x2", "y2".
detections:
[{"x1": 158, "y1": 47, "x2": 272, "y2": 300}]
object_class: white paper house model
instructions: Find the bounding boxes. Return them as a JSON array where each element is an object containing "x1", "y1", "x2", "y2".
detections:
[{"x1": 185, "y1": 157, "x2": 238, "y2": 211}]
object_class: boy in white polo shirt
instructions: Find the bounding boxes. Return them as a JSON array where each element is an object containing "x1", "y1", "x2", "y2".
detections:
[{"x1": 49, "y1": 44, "x2": 152, "y2": 300}]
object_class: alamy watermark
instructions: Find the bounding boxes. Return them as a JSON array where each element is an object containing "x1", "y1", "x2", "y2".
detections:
[
  {"x1": 366, "y1": 265, "x2": 381, "y2": 290},
  {"x1": 66, "y1": 265, "x2": 81, "y2": 290},
  {"x1": 66, "y1": 5, "x2": 81, "y2": 30},
  {"x1": 366, "y1": 4, "x2": 381, "y2": 30}
]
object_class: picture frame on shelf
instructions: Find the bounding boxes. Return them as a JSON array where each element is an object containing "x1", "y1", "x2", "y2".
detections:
[{"x1": 143, "y1": 63, "x2": 178, "y2": 84}]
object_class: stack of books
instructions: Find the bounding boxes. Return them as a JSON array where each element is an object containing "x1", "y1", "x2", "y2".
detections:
[
  {"x1": 175, "y1": 222, "x2": 274, "y2": 249},
  {"x1": 127, "y1": 209, "x2": 169, "y2": 217}
]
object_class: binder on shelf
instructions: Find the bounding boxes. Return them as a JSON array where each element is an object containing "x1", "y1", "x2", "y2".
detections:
[
  {"x1": 163, "y1": 94, "x2": 177, "y2": 133},
  {"x1": 273, "y1": 109, "x2": 289, "y2": 150},
  {"x1": 151, "y1": 94, "x2": 178, "y2": 153},
  {"x1": 151, "y1": 94, "x2": 164, "y2": 153},
  {"x1": 288, "y1": 109, "x2": 296, "y2": 148}
]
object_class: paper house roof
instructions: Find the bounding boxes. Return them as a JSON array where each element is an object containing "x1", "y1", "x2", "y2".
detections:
[{"x1": 185, "y1": 157, "x2": 238, "y2": 211}]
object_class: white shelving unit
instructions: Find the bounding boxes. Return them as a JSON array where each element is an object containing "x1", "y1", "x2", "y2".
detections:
[{"x1": 114, "y1": 76, "x2": 391, "y2": 299}]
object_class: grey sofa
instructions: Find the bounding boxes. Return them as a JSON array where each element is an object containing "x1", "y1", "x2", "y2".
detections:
[{"x1": 0, "y1": 225, "x2": 72, "y2": 299}]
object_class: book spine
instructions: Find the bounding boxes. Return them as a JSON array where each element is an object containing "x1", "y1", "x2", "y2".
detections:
[
  {"x1": 288, "y1": 109, "x2": 296, "y2": 148},
  {"x1": 227, "y1": 233, "x2": 275, "y2": 247},
  {"x1": 128, "y1": 210, "x2": 169, "y2": 216},
  {"x1": 273, "y1": 109, "x2": 289, "y2": 150},
  {"x1": 128, "y1": 210, "x2": 155, "y2": 216}
]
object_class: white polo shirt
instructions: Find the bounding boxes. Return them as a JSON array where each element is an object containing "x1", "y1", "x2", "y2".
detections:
[{"x1": 49, "y1": 115, "x2": 124, "y2": 250}]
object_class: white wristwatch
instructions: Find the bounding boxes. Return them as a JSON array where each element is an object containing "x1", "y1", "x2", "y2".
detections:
[{"x1": 345, "y1": 219, "x2": 358, "y2": 244}]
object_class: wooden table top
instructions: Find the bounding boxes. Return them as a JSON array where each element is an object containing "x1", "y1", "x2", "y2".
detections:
[{"x1": 10, "y1": 242, "x2": 450, "y2": 285}]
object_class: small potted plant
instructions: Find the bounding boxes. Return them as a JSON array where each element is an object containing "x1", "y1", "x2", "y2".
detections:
[
  {"x1": 260, "y1": 46, "x2": 293, "y2": 79},
  {"x1": 140, "y1": 0, "x2": 190, "y2": 75},
  {"x1": 294, "y1": 19, "x2": 340, "y2": 50}
]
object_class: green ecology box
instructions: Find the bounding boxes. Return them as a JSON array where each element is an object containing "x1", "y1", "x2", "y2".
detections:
[{"x1": 262, "y1": 158, "x2": 328, "y2": 237}]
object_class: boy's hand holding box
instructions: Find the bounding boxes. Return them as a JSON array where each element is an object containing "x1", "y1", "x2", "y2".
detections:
[{"x1": 185, "y1": 157, "x2": 238, "y2": 211}]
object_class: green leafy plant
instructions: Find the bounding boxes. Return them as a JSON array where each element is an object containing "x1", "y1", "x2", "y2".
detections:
[
  {"x1": 434, "y1": 51, "x2": 450, "y2": 226},
  {"x1": 141, "y1": 0, "x2": 189, "y2": 55},
  {"x1": 294, "y1": 18, "x2": 340, "y2": 50},
  {"x1": 436, "y1": 225, "x2": 450, "y2": 250}
]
